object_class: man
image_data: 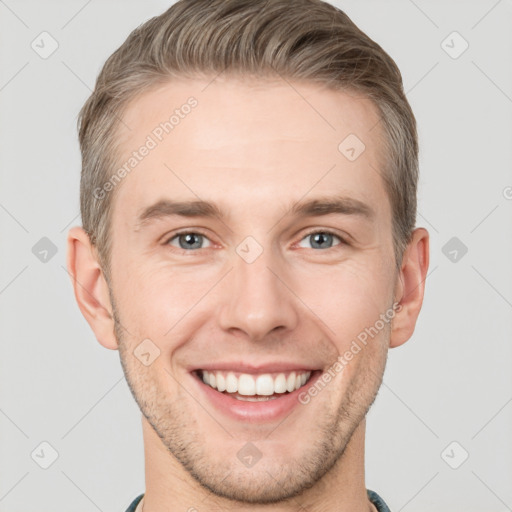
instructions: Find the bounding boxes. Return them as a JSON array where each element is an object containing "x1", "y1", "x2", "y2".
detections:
[{"x1": 67, "y1": 0, "x2": 429, "y2": 510}]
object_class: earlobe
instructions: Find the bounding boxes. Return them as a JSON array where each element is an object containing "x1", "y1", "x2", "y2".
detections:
[
  {"x1": 389, "y1": 227, "x2": 429, "y2": 348},
  {"x1": 66, "y1": 226, "x2": 119, "y2": 350}
]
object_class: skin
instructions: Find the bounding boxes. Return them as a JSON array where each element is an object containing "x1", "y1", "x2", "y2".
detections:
[{"x1": 67, "y1": 76, "x2": 429, "y2": 512}]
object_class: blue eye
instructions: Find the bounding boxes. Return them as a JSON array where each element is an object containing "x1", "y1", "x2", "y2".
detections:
[
  {"x1": 298, "y1": 231, "x2": 343, "y2": 250},
  {"x1": 167, "y1": 232, "x2": 212, "y2": 250},
  {"x1": 165, "y1": 230, "x2": 344, "y2": 252}
]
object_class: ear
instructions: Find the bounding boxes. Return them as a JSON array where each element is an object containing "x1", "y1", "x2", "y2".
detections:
[
  {"x1": 389, "y1": 227, "x2": 429, "y2": 348},
  {"x1": 66, "y1": 226, "x2": 119, "y2": 350}
]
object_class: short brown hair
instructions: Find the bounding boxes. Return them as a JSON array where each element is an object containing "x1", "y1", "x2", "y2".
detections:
[{"x1": 77, "y1": 0, "x2": 418, "y2": 276}]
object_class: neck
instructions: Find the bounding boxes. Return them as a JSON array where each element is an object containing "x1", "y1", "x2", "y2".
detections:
[{"x1": 140, "y1": 415, "x2": 374, "y2": 512}]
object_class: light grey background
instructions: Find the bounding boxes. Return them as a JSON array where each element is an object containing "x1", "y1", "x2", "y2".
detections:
[{"x1": 1, "y1": 1, "x2": 511, "y2": 511}]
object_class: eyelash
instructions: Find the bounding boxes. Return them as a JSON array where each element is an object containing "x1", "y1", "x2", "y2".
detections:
[{"x1": 163, "y1": 229, "x2": 348, "y2": 253}]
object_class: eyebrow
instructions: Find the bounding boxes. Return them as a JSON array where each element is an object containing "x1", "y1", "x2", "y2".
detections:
[
  {"x1": 136, "y1": 195, "x2": 374, "y2": 228},
  {"x1": 290, "y1": 196, "x2": 374, "y2": 219}
]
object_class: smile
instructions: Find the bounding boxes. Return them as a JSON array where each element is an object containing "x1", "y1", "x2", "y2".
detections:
[
  {"x1": 190, "y1": 366, "x2": 322, "y2": 421},
  {"x1": 198, "y1": 370, "x2": 313, "y2": 400}
]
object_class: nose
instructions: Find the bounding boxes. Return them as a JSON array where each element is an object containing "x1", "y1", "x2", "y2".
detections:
[{"x1": 218, "y1": 245, "x2": 300, "y2": 342}]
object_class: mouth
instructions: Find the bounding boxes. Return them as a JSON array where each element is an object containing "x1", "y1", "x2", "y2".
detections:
[
  {"x1": 191, "y1": 367, "x2": 322, "y2": 422},
  {"x1": 194, "y1": 369, "x2": 314, "y2": 401}
]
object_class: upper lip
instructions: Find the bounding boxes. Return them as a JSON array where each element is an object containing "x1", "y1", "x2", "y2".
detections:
[{"x1": 190, "y1": 361, "x2": 320, "y2": 374}]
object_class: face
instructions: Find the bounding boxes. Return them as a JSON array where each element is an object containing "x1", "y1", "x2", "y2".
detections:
[{"x1": 107, "y1": 77, "x2": 398, "y2": 503}]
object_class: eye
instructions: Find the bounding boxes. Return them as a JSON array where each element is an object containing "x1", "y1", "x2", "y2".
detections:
[
  {"x1": 297, "y1": 230, "x2": 344, "y2": 250},
  {"x1": 166, "y1": 232, "x2": 212, "y2": 250}
]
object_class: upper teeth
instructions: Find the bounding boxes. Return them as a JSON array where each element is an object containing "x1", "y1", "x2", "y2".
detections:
[{"x1": 201, "y1": 370, "x2": 312, "y2": 396}]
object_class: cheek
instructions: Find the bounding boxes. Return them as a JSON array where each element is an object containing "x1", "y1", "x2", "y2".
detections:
[
  {"x1": 112, "y1": 259, "x2": 217, "y2": 341},
  {"x1": 293, "y1": 259, "x2": 394, "y2": 340}
]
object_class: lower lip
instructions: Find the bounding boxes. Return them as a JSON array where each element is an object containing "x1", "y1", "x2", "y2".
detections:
[{"x1": 192, "y1": 371, "x2": 321, "y2": 423}]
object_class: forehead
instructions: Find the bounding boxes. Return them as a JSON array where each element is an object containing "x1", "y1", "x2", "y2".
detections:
[{"x1": 111, "y1": 76, "x2": 389, "y2": 222}]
